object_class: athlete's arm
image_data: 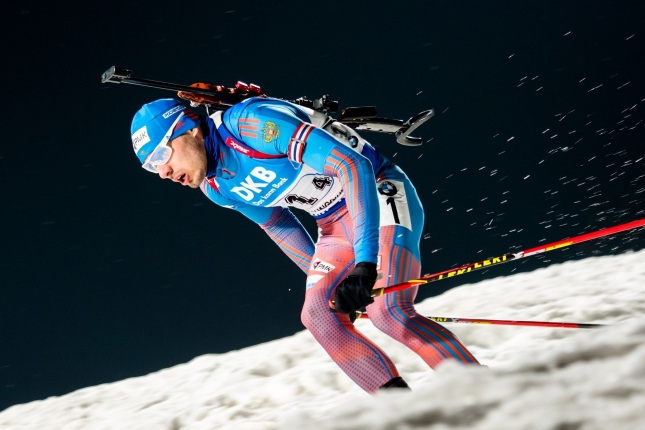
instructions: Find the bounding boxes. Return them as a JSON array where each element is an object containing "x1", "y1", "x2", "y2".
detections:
[
  {"x1": 200, "y1": 181, "x2": 314, "y2": 273},
  {"x1": 236, "y1": 102, "x2": 380, "y2": 265},
  {"x1": 255, "y1": 206, "x2": 315, "y2": 274}
]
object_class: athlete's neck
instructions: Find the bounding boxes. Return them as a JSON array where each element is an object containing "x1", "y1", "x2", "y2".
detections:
[{"x1": 202, "y1": 115, "x2": 221, "y2": 178}]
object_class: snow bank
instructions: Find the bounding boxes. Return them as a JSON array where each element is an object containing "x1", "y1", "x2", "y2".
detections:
[{"x1": 1, "y1": 249, "x2": 644, "y2": 430}]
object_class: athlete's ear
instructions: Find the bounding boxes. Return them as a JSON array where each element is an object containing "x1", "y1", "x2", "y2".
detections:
[{"x1": 189, "y1": 125, "x2": 204, "y2": 140}]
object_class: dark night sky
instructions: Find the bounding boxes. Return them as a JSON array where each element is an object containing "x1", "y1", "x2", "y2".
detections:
[{"x1": 2, "y1": 0, "x2": 645, "y2": 411}]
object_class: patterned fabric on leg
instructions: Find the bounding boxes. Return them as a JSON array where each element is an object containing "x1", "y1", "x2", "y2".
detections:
[
  {"x1": 301, "y1": 206, "x2": 400, "y2": 394},
  {"x1": 367, "y1": 238, "x2": 480, "y2": 367}
]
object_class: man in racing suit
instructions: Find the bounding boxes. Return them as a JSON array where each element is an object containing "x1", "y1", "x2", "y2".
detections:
[{"x1": 130, "y1": 97, "x2": 480, "y2": 394}]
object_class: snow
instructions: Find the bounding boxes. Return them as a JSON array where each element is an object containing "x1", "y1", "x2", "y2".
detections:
[{"x1": 1, "y1": 249, "x2": 644, "y2": 429}]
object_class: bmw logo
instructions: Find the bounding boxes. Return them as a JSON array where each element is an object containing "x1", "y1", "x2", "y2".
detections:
[{"x1": 378, "y1": 181, "x2": 398, "y2": 196}]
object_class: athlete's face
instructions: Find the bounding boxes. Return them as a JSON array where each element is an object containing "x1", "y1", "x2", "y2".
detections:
[{"x1": 156, "y1": 127, "x2": 207, "y2": 189}]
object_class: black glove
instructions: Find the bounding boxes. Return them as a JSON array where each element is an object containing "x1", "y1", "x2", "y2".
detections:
[{"x1": 334, "y1": 262, "x2": 377, "y2": 314}]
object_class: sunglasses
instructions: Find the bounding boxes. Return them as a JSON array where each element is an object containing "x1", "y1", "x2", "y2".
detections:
[{"x1": 141, "y1": 112, "x2": 185, "y2": 173}]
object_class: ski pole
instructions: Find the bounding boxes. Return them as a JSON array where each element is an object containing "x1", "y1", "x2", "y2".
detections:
[
  {"x1": 371, "y1": 217, "x2": 645, "y2": 297},
  {"x1": 355, "y1": 313, "x2": 606, "y2": 329}
]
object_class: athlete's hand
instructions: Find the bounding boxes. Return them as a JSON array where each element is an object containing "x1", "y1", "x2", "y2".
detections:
[{"x1": 334, "y1": 262, "x2": 377, "y2": 314}]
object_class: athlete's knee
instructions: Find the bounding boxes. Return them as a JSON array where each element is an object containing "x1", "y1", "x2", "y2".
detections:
[
  {"x1": 367, "y1": 298, "x2": 410, "y2": 334},
  {"x1": 301, "y1": 295, "x2": 335, "y2": 334},
  {"x1": 300, "y1": 300, "x2": 319, "y2": 331}
]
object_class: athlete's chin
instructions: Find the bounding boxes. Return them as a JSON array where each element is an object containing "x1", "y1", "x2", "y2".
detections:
[{"x1": 188, "y1": 170, "x2": 206, "y2": 188}]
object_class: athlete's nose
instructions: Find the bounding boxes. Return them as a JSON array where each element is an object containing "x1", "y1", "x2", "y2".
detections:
[{"x1": 157, "y1": 165, "x2": 172, "y2": 179}]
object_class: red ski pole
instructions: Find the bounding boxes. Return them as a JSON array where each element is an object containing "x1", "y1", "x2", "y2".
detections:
[
  {"x1": 356, "y1": 313, "x2": 606, "y2": 329},
  {"x1": 371, "y1": 217, "x2": 645, "y2": 297}
]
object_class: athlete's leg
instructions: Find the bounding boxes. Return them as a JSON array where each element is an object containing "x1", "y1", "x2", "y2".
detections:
[
  {"x1": 301, "y1": 206, "x2": 400, "y2": 394},
  {"x1": 367, "y1": 166, "x2": 480, "y2": 367}
]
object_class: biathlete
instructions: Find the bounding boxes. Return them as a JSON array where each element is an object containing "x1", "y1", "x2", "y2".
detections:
[{"x1": 130, "y1": 97, "x2": 481, "y2": 393}]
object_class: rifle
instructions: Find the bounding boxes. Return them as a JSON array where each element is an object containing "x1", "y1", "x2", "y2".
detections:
[{"x1": 101, "y1": 66, "x2": 434, "y2": 146}]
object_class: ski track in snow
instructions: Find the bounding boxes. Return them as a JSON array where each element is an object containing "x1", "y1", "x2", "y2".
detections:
[{"x1": 1, "y1": 250, "x2": 645, "y2": 429}]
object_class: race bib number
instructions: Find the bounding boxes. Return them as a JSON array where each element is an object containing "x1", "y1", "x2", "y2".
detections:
[{"x1": 376, "y1": 179, "x2": 412, "y2": 230}]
